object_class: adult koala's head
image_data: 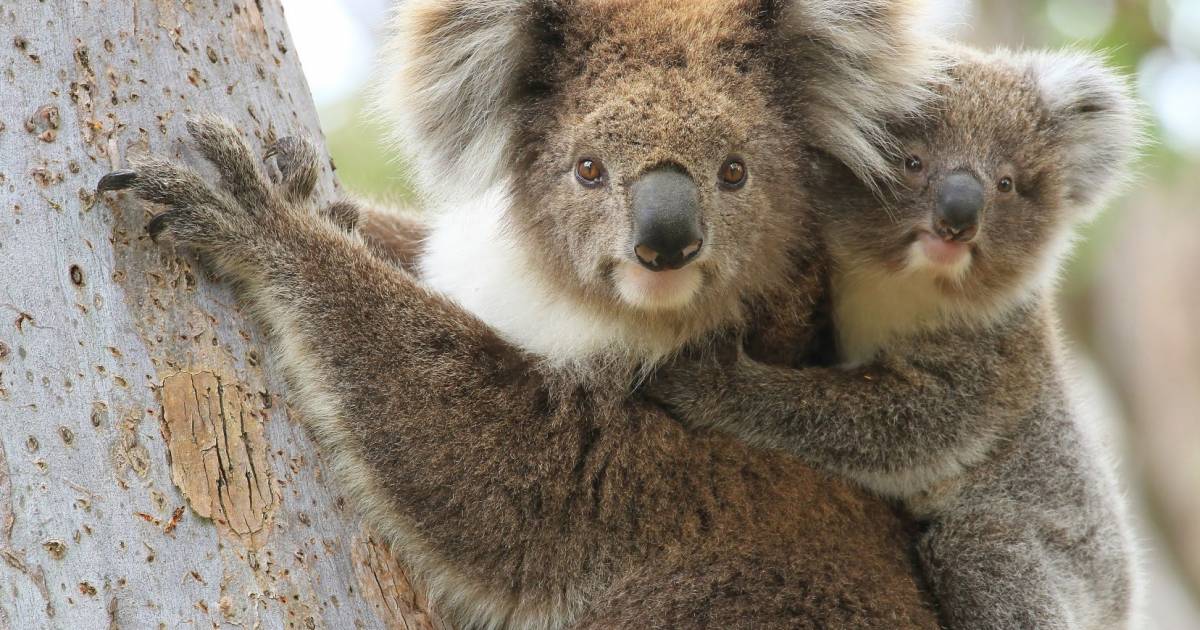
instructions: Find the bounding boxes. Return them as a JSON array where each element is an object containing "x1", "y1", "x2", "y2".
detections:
[{"x1": 377, "y1": 0, "x2": 936, "y2": 342}]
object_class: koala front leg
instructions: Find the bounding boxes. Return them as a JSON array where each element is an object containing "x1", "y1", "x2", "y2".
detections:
[
  {"x1": 646, "y1": 316, "x2": 1048, "y2": 496},
  {"x1": 919, "y1": 512, "x2": 1073, "y2": 630},
  {"x1": 99, "y1": 116, "x2": 587, "y2": 608}
]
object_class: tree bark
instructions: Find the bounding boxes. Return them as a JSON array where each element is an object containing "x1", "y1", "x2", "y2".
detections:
[{"x1": 0, "y1": 2, "x2": 441, "y2": 628}]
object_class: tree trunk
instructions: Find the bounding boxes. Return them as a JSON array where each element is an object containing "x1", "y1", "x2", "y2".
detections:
[{"x1": 0, "y1": 2, "x2": 441, "y2": 628}]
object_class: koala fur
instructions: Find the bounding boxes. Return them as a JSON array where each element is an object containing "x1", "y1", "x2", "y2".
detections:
[
  {"x1": 376, "y1": 0, "x2": 941, "y2": 202},
  {"x1": 98, "y1": 1, "x2": 949, "y2": 628},
  {"x1": 649, "y1": 45, "x2": 1144, "y2": 629}
]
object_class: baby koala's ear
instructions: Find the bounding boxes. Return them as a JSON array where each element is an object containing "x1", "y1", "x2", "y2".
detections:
[
  {"x1": 768, "y1": 0, "x2": 949, "y2": 190},
  {"x1": 1025, "y1": 50, "x2": 1145, "y2": 213}
]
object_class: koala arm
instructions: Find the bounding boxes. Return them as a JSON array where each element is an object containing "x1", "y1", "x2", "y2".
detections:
[
  {"x1": 355, "y1": 204, "x2": 429, "y2": 272},
  {"x1": 310, "y1": 198, "x2": 430, "y2": 273},
  {"x1": 646, "y1": 311, "x2": 1048, "y2": 494},
  {"x1": 265, "y1": 133, "x2": 431, "y2": 273},
  {"x1": 99, "y1": 120, "x2": 669, "y2": 604}
]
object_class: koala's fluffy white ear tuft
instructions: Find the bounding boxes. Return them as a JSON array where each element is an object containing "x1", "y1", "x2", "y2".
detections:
[
  {"x1": 1025, "y1": 49, "x2": 1145, "y2": 214},
  {"x1": 372, "y1": 0, "x2": 555, "y2": 203},
  {"x1": 775, "y1": 0, "x2": 949, "y2": 188}
]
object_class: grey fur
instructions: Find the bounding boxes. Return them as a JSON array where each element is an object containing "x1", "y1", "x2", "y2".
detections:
[{"x1": 648, "y1": 46, "x2": 1144, "y2": 630}]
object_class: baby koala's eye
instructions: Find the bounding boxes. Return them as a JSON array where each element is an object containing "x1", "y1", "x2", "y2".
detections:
[
  {"x1": 904, "y1": 155, "x2": 924, "y2": 173},
  {"x1": 575, "y1": 158, "x2": 605, "y2": 187},
  {"x1": 719, "y1": 157, "x2": 748, "y2": 190},
  {"x1": 997, "y1": 176, "x2": 1014, "y2": 193}
]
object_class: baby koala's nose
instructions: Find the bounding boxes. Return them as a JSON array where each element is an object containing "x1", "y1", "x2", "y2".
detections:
[{"x1": 935, "y1": 171, "x2": 984, "y2": 242}]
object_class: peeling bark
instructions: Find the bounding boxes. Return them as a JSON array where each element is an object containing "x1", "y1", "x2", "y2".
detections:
[
  {"x1": 352, "y1": 529, "x2": 451, "y2": 630},
  {"x1": 161, "y1": 372, "x2": 275, "y2": 550},
  {"x1": 0, "y1": 2, "x2": 439, "y2": 627}
]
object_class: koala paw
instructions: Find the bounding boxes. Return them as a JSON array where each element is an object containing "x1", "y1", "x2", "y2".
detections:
[
  {"x1": 321, "y1": 199, "x2": 362, "y2": 234},
  {"x1": 264, "y1": 135, "x2": 321, "y2": 204},
  {"x1": 264, "y1": 134, "x2": 360, "y2": 233},
  {"x1": 97, "y1": 115, "x2": 312, "y2": 250},
  {"x1": 644, "y1": 356, "x2": 730, "y2": 427}
]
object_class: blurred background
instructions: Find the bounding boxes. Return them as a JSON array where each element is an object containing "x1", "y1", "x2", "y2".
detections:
[{"x1": 280, "y1": 1, "x2": 1200, "y2": 627}]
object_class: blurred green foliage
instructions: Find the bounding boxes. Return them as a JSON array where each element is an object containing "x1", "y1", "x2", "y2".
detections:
[{"x1": 323, "y1": 98, "x2": 417, "y2": 204}]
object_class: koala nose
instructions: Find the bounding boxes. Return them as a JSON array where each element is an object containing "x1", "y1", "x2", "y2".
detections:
[
  {"x1": 935, "y1": 171, "x2": 984, "y2": 242},
  {"x1": 630, "y1": 166, "x2": 704, "y2": 271}
]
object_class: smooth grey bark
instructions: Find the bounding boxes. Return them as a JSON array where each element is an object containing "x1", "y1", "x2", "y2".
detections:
[{"x1": 0, "y1": 2, "x2": 441, "y2": 628}]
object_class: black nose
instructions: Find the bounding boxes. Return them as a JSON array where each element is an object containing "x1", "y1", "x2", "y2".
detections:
[
  {"x1": 630, "y1": 166, "x2": 704, "y2": 271},
  {"x1": 935, "y1": 171, "x2": 984, "y2": 241}
]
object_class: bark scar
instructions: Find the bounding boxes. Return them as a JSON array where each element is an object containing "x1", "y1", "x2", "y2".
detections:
[
  {"x1": 352, "y1": 528, "x2": 449, "y2": 630},
  {"x1": 160, "y1": 371, "x2": 276, "y2": 548},
  {"x1": 0, "y1": 440, "x2": 11, "y2": 543}
]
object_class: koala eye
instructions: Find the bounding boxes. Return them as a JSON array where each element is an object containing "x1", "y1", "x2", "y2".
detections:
[
  {"x1": 719, "y1": 158, "x2": 747, "y2": 190},
  {"x1": 997, "y1": 176, "x2": 1014, "y2": 193},
  {"x1": 575, "y1": 158, "x2": 605, "y2": 187},
  {"x1": 904, "y1": 155, "x2": 924, "y2": 173}
]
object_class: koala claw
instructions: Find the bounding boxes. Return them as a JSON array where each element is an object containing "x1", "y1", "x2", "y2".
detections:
[
  {"x1": 146, "y1": 211, "x2": 172, "y2": 240},
  {"x1": 95, "y1": 169, "x2": 138, "y2": 194},
  {"x1": 94, "y1": 115, "x2": 345, "y2": 274},
  {"x1": 95, "y1": 116, "x2": 285, "y2": 252}
]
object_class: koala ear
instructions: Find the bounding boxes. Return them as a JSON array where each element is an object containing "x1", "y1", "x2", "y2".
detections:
[
  {"x1": 373, "y1": 0, "x2": 561, "y2": 203},
  {"x1": 767, "y1": 0, "x2": 947, "y2": 188},
  {"x1": 1025, "y1": 50, "x2": 1144, "y2": 212}
]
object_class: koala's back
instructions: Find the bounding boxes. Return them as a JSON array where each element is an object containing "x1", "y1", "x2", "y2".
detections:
[
  {"x1": 968, "y1": 387, "x2": 1133, "y2": 627},
  {"x1": 575, "y1": 477, "x2": 933, "y2": 629},
  {"x1": 916, "y1": 308, "x2": 1135, "y2": 630}
]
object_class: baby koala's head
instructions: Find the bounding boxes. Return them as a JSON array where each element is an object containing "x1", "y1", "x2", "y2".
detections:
[{"x1": 824, "y1": 46, "x2": 1141, "y2": 306}]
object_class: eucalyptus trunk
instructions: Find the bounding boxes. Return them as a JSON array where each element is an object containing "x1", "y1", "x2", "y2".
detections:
[{"x1": 0, "y1": 2, "x2": 441, "y2": 627}]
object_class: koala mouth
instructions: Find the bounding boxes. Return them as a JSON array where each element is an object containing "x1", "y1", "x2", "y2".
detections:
[
  {"x1": 613, "y1": 261, "x2": 704, "y2": 311},
  {"x1": 909, "y1": 231, "x2": 974, "y2": 277},
  {"x1": 916, "y1": 231, "x2": 970, "y2": 265}
]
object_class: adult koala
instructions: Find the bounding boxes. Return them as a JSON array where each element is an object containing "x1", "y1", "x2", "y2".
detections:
[{"x1": 99, "y1": 0, "x2": 943, "y2": 627}]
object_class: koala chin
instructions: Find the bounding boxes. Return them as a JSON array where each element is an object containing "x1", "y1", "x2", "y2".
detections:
[
  {"x1": 649, "y1": 44, "x2": 1145, "y2": 630},
  {"x1": 613, "y1": 263, "x2": 705, "y2": 311}
]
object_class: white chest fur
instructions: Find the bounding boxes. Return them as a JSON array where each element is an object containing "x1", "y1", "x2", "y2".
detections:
[
  {"x1": 831, "y1": 265, "x2": 951, "y2": 366},
  {"x1": 418, "y1": 188, "x2": 667, "y2": 368},
  {"x1": 831, "y1": 238, "x2": 1062, "y2": 366}
]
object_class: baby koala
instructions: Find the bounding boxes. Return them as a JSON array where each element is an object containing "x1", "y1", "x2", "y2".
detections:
[{"x1": 648, "y1": 45, "x2": 1142, "y2": 630}]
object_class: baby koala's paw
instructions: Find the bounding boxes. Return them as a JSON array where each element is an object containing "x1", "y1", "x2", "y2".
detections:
[
  {"x1": 264, "y1": 135, "x2": 321, "y2": 204},
  {"x1": 265, "y1": 135, "x2": 361, "y2": 233},
  {"x1": 643, "y1": 345, "x2": 742, "y2": 428},
  {"x1": 321, "y1": 199, "x2": 362, "y2": 234}
]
